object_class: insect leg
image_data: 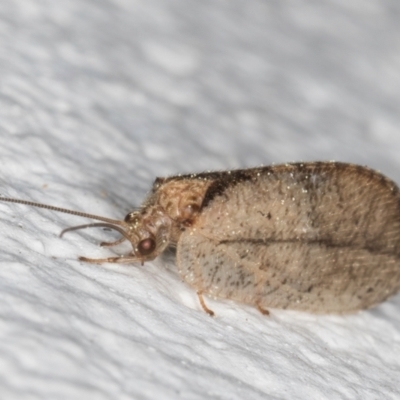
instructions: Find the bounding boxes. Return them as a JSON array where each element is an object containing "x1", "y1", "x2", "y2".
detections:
[
  {"x1": 99, "y1": 237, "x2": 127, "y2": 247},
  {"x1": 256, "y1": 301, "x2": 270, "y2": 316},
  {"x1": 197, "y1": 291, "x2": 214, "y2": 316}
]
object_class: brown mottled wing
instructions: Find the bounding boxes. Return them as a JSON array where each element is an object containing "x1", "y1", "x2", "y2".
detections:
[{"x1": 176, "y1": 163, "x2": 400, "y2": 313}]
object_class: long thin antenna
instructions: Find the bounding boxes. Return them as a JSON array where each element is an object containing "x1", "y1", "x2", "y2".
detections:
[{"x1": 0, "y1": 197, "x2": 125, "y2": 225}]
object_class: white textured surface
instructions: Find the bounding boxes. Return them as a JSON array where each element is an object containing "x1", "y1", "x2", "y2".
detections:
[{"x1": 1, "y1": 1, "x2": 400, "y2": 399}]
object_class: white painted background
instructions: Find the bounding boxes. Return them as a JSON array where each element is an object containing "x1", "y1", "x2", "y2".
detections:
[{"x1": 0, "y1": 1, "x2": 399, "y2": 399}]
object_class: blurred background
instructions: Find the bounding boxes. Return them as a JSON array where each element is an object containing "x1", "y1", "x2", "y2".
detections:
[{"x1": 1, "y1": 1, "x2": 400, "y2": 190}]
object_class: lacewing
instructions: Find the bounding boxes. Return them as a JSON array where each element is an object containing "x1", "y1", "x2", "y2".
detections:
[{"x1": 2, "y1": 162, "x2": 400, "y2": 316}]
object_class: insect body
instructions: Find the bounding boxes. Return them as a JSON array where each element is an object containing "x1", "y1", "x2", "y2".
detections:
[{"x1": 2, "y1": 162, "x2": 400, "y2": 315}]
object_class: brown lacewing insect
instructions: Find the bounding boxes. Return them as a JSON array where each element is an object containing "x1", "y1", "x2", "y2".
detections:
[{"x1": 1, "y1": 162, "x2": 400, "y2": 316}]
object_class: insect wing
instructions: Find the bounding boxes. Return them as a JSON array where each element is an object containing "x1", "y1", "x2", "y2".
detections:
[
  {"x1": 177, "y1": 231, "x2": 399, "y2": 312},
  {"x1": 176, "y1": 164, "x2": 400, "y2": 313}
]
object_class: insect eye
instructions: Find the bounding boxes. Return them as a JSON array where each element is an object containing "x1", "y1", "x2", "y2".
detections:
[{"x1": 137, "y1": 238, "x2": 156, "y2": 256}]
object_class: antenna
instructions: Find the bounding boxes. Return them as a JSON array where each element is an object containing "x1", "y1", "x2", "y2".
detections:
[{"x1": 0, "y1": 196, "x2": 125, "y2": 225}]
